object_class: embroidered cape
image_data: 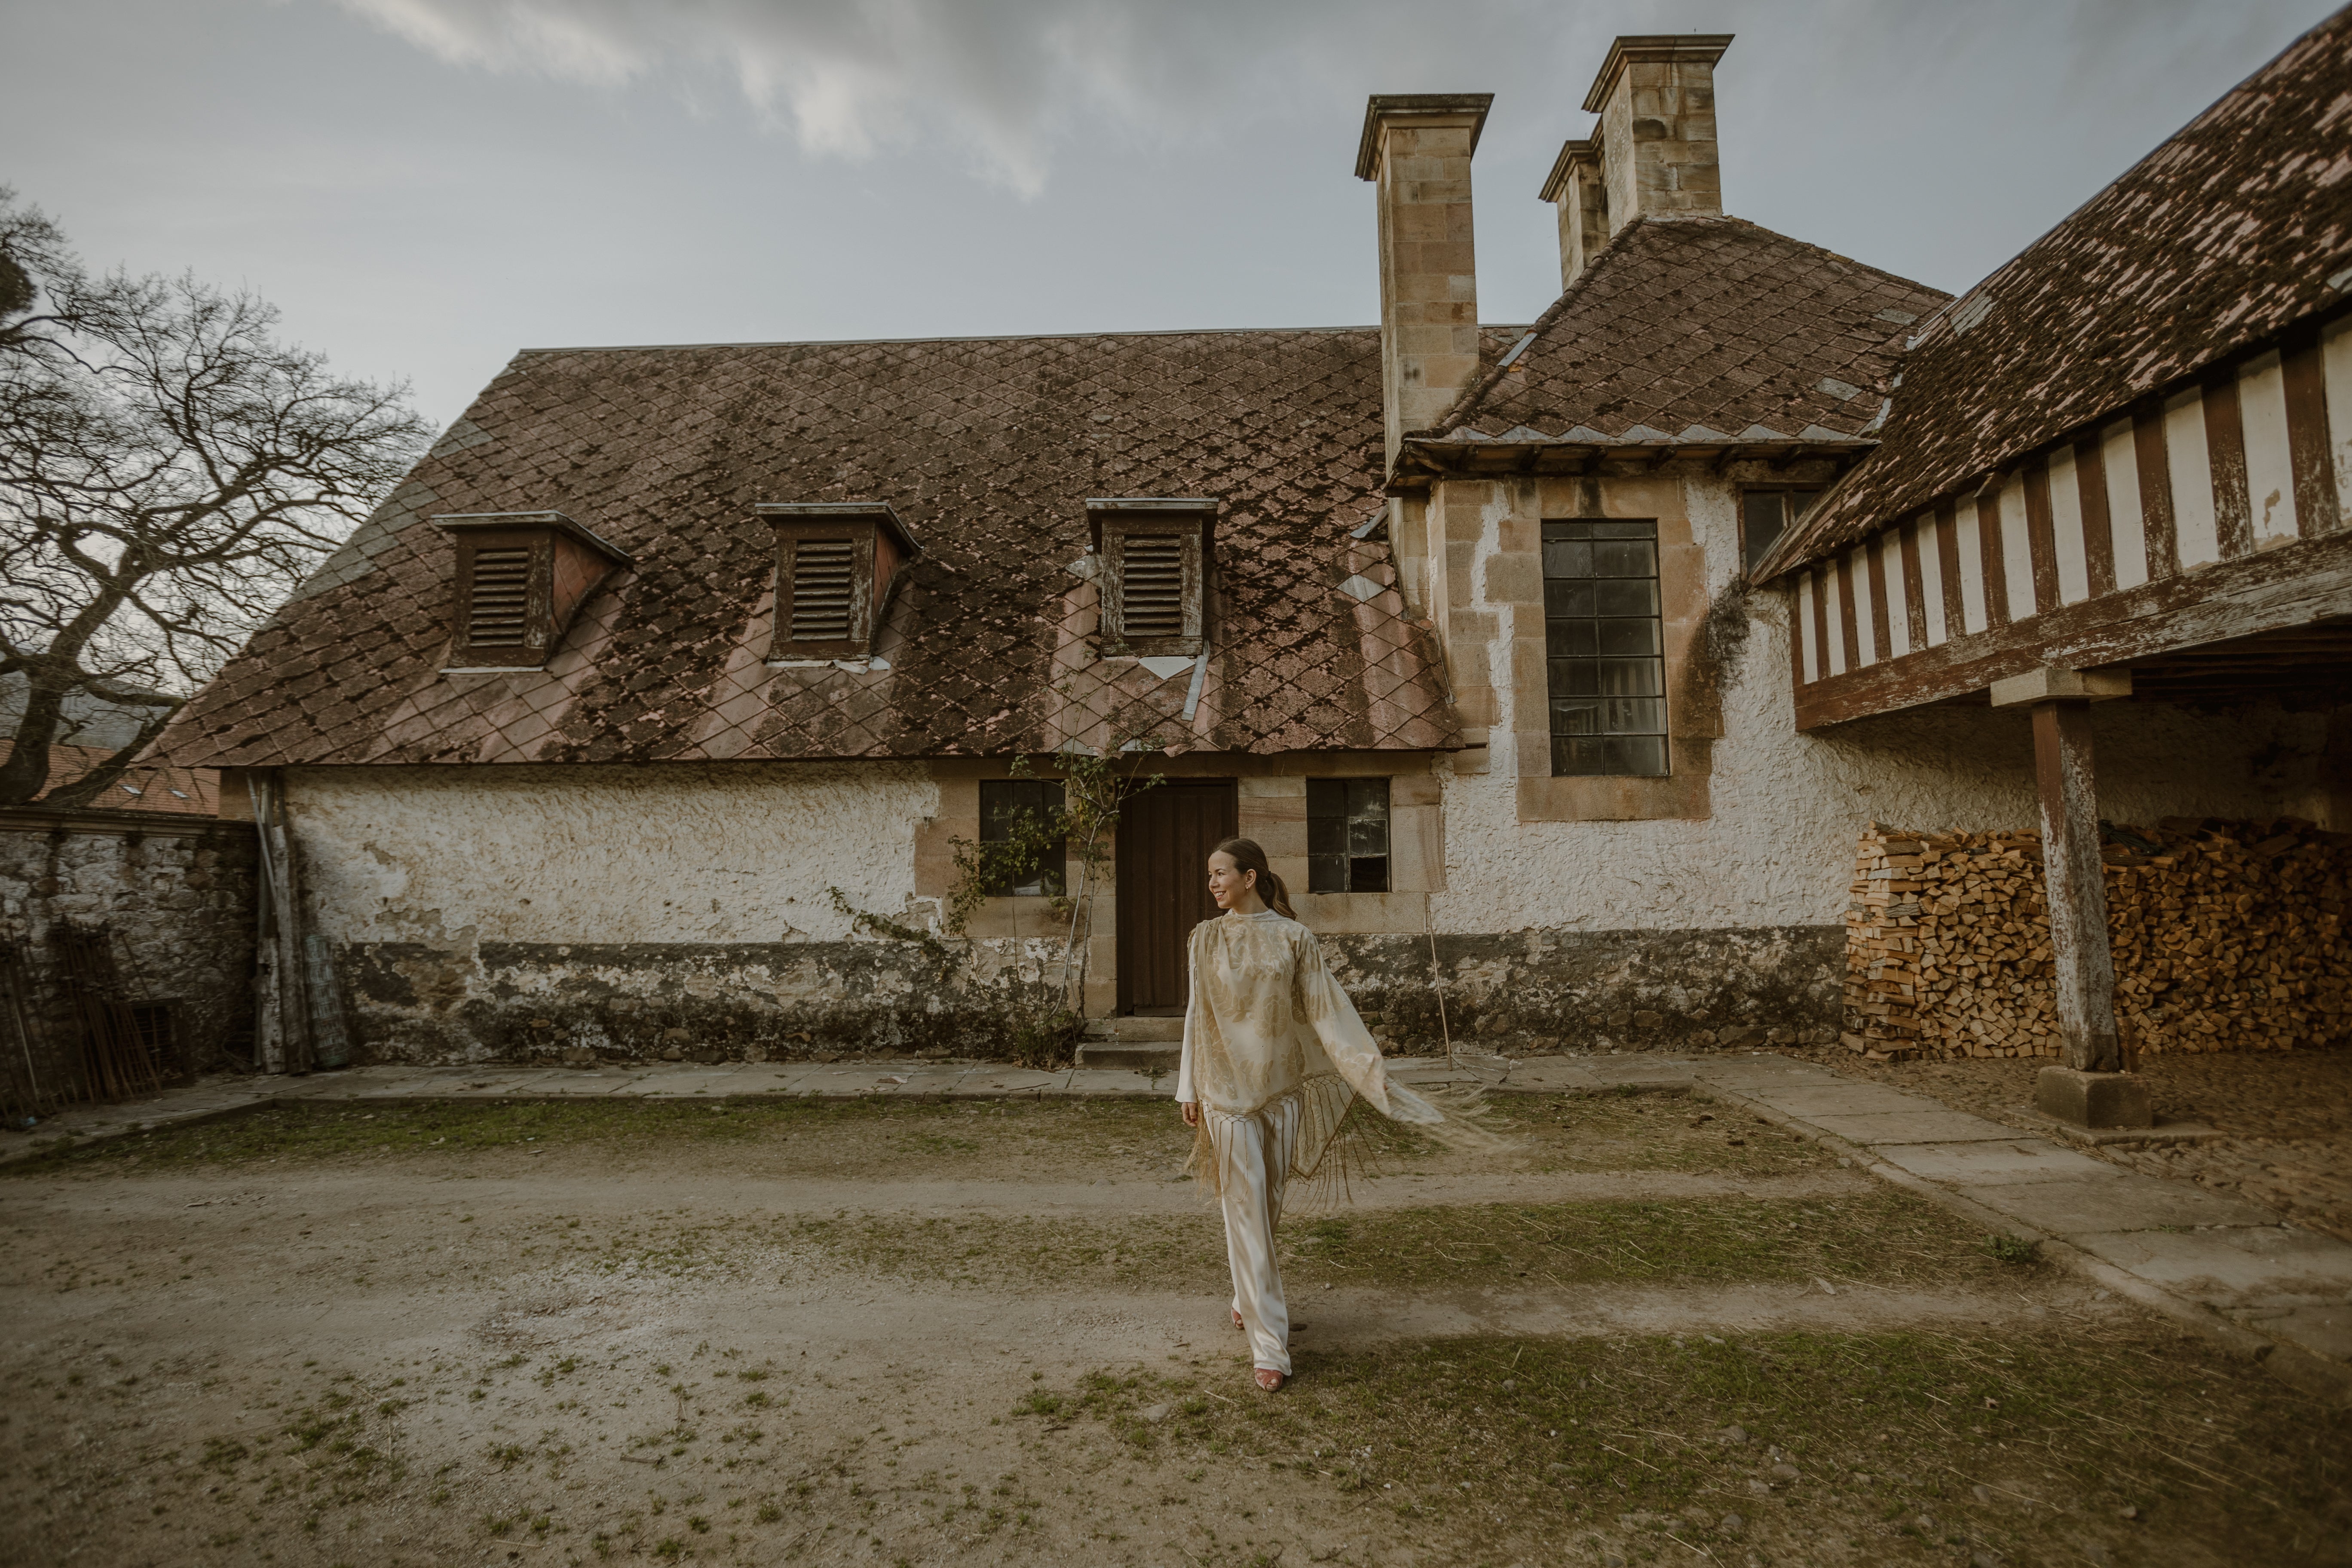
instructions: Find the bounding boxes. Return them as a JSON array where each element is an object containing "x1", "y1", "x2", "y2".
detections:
[{"x1": 1175, "y1": 910, "x2": 1451, "y2": 1205}]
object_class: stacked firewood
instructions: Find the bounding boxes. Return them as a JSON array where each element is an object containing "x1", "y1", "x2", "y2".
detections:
[{"x1": 1843, "y1": 818, "x2": 2352, "y2": 1059}]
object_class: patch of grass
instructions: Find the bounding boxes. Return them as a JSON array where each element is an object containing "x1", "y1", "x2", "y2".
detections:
[
  {"x1": 1031, "y1": 1328, "x2": 2352, "y2": 1565},
  {"x1": 7, "y1": 1082, "x2": 1815, "y2": 1183},
  {"x1": 786, "y1": 1188, "x2": 2010, "y2": 1292},
  {"x1": 1985, "y1": 1232, "x2": 2041, "y2": 1265},
  {"x1": 1500, "y1": 1093, "x2": 1836, "y2": 1176},
  {"x1": 2, "y1": 1096, "x2": 1194, "y2": 1176}
]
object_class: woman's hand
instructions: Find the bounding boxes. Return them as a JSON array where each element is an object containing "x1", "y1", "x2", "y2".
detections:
[{"x1": 1180, "y1": 1101, "x2": 1199, "y2": 1127}]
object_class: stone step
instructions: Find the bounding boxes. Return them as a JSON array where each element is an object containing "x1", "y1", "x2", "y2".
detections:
[
  {"x1": 1072, "y1": 1041, "x2": 1181, "y2": 1074},
  {"x1": 1082, "y1": 1015, "x2": 1184, "y2": 1042}
]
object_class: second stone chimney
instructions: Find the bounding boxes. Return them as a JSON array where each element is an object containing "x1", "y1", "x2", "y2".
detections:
[
  {"x1": 1537, "y1": 138, "x2": 1609, "y2": 291},
  {"x1": 1356, "y1": 93, "x2": 1492, "y2": 466},
  {"x1": 1582, "y1": 34, "x2": 1732, "y2": 238}
]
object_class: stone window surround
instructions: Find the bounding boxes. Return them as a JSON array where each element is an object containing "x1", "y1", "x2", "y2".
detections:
[
  {"x1": 1416, "y1": 473, "x2": 1723, "y2": 823},
  {"x1": 915, "y1": 755, "x2": 1448, "y2": 1016}
]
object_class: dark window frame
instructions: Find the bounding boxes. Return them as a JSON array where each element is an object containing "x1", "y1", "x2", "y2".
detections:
[
  {"x1": 980, "y1": 779, "x2": 1068, "y2": 897},
  {"x1": 1307, "y1": 777, "x2": 1390, "y2": 893},
  {"x1": 1740, "y1": 487, "x2": 1825, "y2": 575},
  {"x1": 1543, "y1": 518, "x2": 1669, "y2": 778}
]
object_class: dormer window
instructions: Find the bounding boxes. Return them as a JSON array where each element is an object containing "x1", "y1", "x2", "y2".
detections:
[
  {"x1": 1088, "y1": 497, "x2": 1214, "y2": 657},
  {"x1": 435, "y1": 511, "x2": 633, "y2": 671},
  {"x1": 758, "y1": 502, "x2": 921, "y2": 662}
]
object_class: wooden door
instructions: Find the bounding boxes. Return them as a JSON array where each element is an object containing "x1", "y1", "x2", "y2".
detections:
[{"x1": 1116, "y1": 780, "x2": 1237, "y2": 1014}]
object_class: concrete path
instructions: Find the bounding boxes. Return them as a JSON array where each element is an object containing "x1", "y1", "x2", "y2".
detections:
[{"x1": 8, "y1": 1047, "x2": 2348, "y2": 1396}]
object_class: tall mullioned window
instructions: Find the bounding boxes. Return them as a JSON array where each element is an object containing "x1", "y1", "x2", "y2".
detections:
[{"x1": 1543, "y1": 518, "x2": 1667, "y2": 777}]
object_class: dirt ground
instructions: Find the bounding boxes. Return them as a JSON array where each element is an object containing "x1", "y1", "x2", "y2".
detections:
[
  {"x1": 1793, "y1": 1047, "x2": 2352, "y2": 1243},
  {"x1": 2, "y1": 1093, "x2": 2346, "y2": 1568}
]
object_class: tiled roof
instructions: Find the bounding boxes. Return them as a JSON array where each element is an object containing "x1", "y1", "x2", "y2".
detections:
[
  {"x1": 153, "y1": 329, "x2": 1460, "y2": 767},
  {"x1": 1759, "y1": 9, "x2": 2352, "y2": 576},
  {"x1": 1, "y1": 742, "x2": 220, "y2": 815},
  {"x1": 1427, "y1": 216, "x2": 1948, "y2": 444}
]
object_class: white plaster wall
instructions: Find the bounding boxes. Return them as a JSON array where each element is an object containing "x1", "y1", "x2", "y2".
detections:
[
  {"x1": 1429, "y1": 468, "x2": 2335, "y2": 937},
  {"x1": 289, "y1": 763, "x2": 939, "y2": 948}
]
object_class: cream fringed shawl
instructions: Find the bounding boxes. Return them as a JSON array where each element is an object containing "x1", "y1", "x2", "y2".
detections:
[{"x1": 1176, "y1": 910, "x2": 1455, "y2": 1207}]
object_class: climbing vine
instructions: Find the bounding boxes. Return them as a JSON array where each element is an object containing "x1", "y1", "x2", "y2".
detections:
[{"x1": 828, "y1": 742, "x2": 1166, "y2": 1068}]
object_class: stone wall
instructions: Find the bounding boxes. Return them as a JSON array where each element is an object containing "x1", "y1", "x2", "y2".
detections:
[
  {"x1": 0, "y1": 807, "x2": 258, "y2": 1099},
  {"x1": 1328, "y1": 924, "x2": 1844, "y2": 1056}
]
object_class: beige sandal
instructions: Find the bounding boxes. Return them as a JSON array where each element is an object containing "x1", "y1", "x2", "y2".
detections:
[
  {"x1": 1254, "y1": 1368, "x2": 1286, "y2": 1392},
  {"x1": 1232, "y1": 1309, "x2": 1245, "y2": 1330}
]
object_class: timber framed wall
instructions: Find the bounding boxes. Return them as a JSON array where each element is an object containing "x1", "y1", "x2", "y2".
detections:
[{"x1": 1790, "y1": 318, "x2": 2352, "y2": 731}]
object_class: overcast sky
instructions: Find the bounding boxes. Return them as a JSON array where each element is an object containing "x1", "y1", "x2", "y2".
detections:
[{"x1": 3, "y1": 0, "x2": 2336, "y2": 433}]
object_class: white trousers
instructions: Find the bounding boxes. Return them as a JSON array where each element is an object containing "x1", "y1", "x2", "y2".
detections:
[{"x1": 1216, "y1": 1095, "x2": 1301, "y2": 1375}]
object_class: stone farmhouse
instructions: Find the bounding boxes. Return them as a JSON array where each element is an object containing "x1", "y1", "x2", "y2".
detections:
[{"x1": 153, "y1": 24, "x2": 2352, "y2": 1075}]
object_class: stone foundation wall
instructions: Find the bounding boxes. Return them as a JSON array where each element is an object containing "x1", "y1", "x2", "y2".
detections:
[
  {"x1": 1328, "y1": 924, "x2": 1843, "y2": 1056},
  {"x1": 334, "y1": 935, "x2": 1072, "y2": 1066},
  {"x1": 326, "y1": 921, "x2": 1840, "y2": 1065},
  {"x1": 0, "y1": 808, "x2": 259, "y2": 1099}
]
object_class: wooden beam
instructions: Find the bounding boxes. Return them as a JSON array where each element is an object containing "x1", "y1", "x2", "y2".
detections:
[
  {"x1": 1865, "y1": 530, "x2": 1893, "y2": 662},
  {"x1": 2024, "y1": 457, "x2": 2060, "y2": 614},
  {"x1": 2282, "y1": 326, "x2": 2342, "y2": 537},
  {"x1": 1793, "y1": 528, "x2": 2352, "y2": 727},
  {"x1": 2074, "y1": 433, "x2": 2118, "y2": 597},
  {"x1": 2032, "y1": 701, "x2": 2121, "y2": 1072},
  {"x1": 2203, "y1": 368, "x2": 2254, "y2": 560},
  {"x1": 1898, "y1": 517, "x2": 1929, "y2": 652},
  {"x1": 1933, "y1": 499, "x2": 1964, "y2": 636},
  {"x1": 2132, "y1": 402, "x2": 2180, "y2": 579},
  {"x1": 1977, "y1": 487, "x2": 2011, "y2": 627},
  {"x1": 1834, "y1": 551, "x2": 1862, "y2": 673}
]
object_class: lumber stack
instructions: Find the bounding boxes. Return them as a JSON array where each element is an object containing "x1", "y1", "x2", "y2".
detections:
[{"x1": 1843, "y1": 818, "x2": 2352, "y2": 1059}]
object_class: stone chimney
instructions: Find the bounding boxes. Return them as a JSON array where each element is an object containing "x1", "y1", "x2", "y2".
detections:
[
  {"x1": 1537, "y1": 138, "x2": 1609, "y2": 290},
  {"x1": 1355, "y1": 93, "x2": 1492, "y2": 466},
  {"x1": 1582, "y1": 34, "x2": 1732, "y2": 238}
]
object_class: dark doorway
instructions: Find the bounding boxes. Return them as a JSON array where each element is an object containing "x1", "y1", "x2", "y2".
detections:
[{"x1": 1116, "y1": 779, "x2": 1237, "y2": 1015}]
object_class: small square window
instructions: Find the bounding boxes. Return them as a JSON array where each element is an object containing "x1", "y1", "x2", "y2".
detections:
[
  {"x1": 1307, "y1": 778, "x2": 1390, "y2": 893},
  {"x1": 1740, "y1": 488, "x2": 1822, "y2": 574},
  {"x1": 980, "y1": 780, "x2": 1066, "y2": 896}
]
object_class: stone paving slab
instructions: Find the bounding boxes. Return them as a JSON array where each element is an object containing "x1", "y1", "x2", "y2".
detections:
[
  {"x1": 1491, "y1": 1059, "x2": 1606, "y2": 1093},
  {"x1": 1872, "y1": 1139, "x2": 2128, "y2": 1186},
  {"x1": 1740, "y1": 1083, "x2": 1948, "y2": 1118},
  {"x1": 1799, "y1": 1109, "x2": 2024, "y2": 1145},
  {"x1": 2240, "y1": 1305, "x2": 2352, "y2": 1363},
  {"x1": 1968, "y1": 1175, "x2": 2282, "y2": 1236},
  {"x1": 2069, "y1": 1225, "x2": 2352, "y2": 1306}
]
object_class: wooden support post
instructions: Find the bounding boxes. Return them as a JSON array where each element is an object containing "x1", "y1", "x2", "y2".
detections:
[
  {"x1": 2030, "y1": 700, "x2": 2120, "y2": 1072},
  {"x1": 1992, "y1": 665, "x2": 2150, "y2": 1127},
  {"x1": 245, "y1": 772, "x2": 313, "y2": 1076}
]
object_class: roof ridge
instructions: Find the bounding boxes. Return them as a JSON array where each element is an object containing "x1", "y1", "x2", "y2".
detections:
[{"x1": 514, "y1": 323, "x2": 1387, "y2": 358}]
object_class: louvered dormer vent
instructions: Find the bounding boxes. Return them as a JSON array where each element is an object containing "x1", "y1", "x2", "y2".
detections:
[
  {"x1": 1089, "y1": 497, "x2": 1214, "y2": 658},
  {"x1": 434, "y1": 511, "x2": 634, "y2": 672},
  {"x1": 756, "y1": 501, "x2": 922, "y2": 662},
  {"x1": 1117, "y1": 535, "x2": 1187, "y2": 639},
  {"x1": 465, "y1": 547, "x2": 534, "y2": 647},
  {"x1": 787, "y1": 539, "x2": 858, "y2": 642}
]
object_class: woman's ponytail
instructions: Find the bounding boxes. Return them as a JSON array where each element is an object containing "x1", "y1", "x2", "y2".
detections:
[{"x1": 1212, "y1": 836, "x2": 1296, "y2": 919}]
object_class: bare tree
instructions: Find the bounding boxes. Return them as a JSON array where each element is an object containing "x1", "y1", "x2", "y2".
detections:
[{"x1": 0, "y1": 188, "x2": 429, "y2": 806}]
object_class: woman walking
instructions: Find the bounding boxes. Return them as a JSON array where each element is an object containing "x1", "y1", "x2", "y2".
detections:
[{"x1": 1176, "y1": 837, "x2": 1468, "y2": 1392}]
